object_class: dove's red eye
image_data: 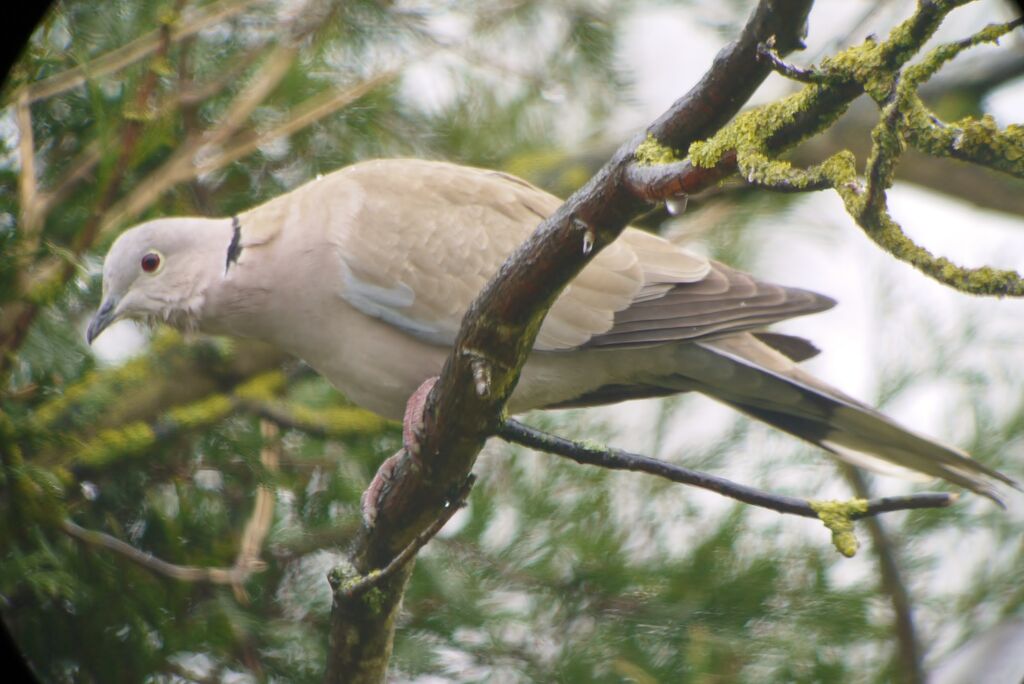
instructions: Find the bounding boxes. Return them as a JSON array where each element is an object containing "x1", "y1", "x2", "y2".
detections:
[{"x1": 141, "y1": 253, "x2": 161, "y2": 273}]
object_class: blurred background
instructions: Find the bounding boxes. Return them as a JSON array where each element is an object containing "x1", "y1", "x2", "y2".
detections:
[{"x1": 2, "y1": 0, "x2": 1023, "y2": 681}]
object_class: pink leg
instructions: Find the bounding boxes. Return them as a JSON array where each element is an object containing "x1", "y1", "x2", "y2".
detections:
[
  {"x1": 362, "y1": 376, "x2": 438, "y2": 526},
  {"x1": 361, "y1": 450, "x2": 402, "y2": 526},
  {"x1": 402, "y1": 376, "x2": 438, "y2": 459}
]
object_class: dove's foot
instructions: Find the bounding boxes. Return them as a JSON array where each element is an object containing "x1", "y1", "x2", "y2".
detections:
[
  {"x1": 361, "y1": 377, "x2": 438, "y2": 526},
  {"x1": 403, "y1": 376, "x2": 438, "y2": 460}
]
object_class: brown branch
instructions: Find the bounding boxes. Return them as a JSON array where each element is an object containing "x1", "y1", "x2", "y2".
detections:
[
  {"x1": 499, "y1": 419, "x2": 956, "y2": 520},
  {"x1": 622, "y1": 152, "x2": 738, "y2": 203},
  {"x1": 758, "y1": 36, "x2": 829, "y2": 84},
  {"x1": 325, "y1": 1, "x2": 817, "y2": 681}
]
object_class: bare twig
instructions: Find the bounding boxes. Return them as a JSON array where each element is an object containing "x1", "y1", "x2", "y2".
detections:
[
  {"x1": 337, "y1": 475, "x2": 474, "y2": 599},
  {"x1": 757, "y1": 37, "x2": 828, "y2": 83},
  {"x1": 231, "y1": 420, "x2": 280, "y2": 603},
  {"x1": 498, "y1": 420, "x2": 956, "y2": 520},
  {"x1": 59, "y1": 419, "x2": 281, "y2": 591},
  {"x1": 98, "y1": 56, "x2": 397, "y2": 235},
  {"x1": 15, "y1": 90, "x2": 39, "y2": 234},
  {"x1": 61, "y1": 519, "x2": 266, "y2": 584}
]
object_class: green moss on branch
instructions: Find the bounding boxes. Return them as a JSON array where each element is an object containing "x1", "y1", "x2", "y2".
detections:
[{"x1": 810, "y1": 499, "x2": 868, "y2": 557}]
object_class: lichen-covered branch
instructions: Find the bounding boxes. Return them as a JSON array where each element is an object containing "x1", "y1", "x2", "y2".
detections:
[
  {"x1": 61, "y1": 370, "x2": 283, "y2": 473},
  {"x1": 26, "y1": 331, "x2": 278, "y2": 444},
  {"x1": 897, "y1": 18, "x2": 1024, "y2": 178},
  {"x1": 634, "y1": 2, "x2": 1024, "y2": 297},
  {"x1": 245, "y1": 400, "x2": 391, "y2": 440}
]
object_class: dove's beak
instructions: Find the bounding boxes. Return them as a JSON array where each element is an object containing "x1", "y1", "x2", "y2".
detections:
[{"x1": 87, "y1": 296, "x2": 119, "y2": 345}]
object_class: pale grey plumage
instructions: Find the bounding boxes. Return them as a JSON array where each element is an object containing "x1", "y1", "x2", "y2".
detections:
[{"x1": 88, "y1": 158, "x2": 1016, "y2": 501}]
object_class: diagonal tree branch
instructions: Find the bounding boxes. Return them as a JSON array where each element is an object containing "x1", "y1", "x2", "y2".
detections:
[{"x1": 98, "y1": 61, "x2": 398, "y2": 235}]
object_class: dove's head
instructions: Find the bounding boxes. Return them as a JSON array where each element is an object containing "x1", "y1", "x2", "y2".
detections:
[{"x1": 87, "y1": 217, "x2": 229, "y2": 343}]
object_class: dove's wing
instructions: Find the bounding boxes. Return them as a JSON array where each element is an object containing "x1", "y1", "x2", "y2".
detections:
[{"x1": 326, "y1": 159, "x2": 831, "y2": 351}]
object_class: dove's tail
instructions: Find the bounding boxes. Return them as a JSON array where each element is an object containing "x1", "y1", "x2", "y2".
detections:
[{"x1": 673, "y1": 334, "x2": 1015, "y2": 504}]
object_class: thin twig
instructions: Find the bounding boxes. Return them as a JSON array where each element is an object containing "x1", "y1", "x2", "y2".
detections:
[
  {"x1": 100, "y1": 67, "x2": 398, "y2": 233},
  {"x1": 230, "y1": 419, "x2": 280, "y2": 603},
  {"x1": 60, "y1": 416, "x2": 281, "y2": 591},
  {"x1": 498, "y1": 419, "x2": 956, "y2": 519},
  {"x1": 15, "y1": 90, "x2": 39, "y2": 234},
  {"x1": 340, "y1": 475, "x2": 474, "y2": 598},
  {"x1": 97, "y1": 43, "x2": 299, "y2": 234},
  {"x1": 61, "y1": 519, "x2": 266, "y2": 584},
  {"x1": 31, "y1": 143, "x2": 102, "y2": 233},
  {"x1": 757, "y1": 37, "x2": 828, "y2": 83},
  {"x1": 176, "y1": 44, "x2": 266, "y2": 108},
  {"x1": 194, "y1": 70, "x2": 399, "y2": 175}
]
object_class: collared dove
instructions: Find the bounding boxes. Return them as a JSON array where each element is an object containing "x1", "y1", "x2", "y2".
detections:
[{"x1": 88, "y1": 158, "x2": 1015, "y2": 501}]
